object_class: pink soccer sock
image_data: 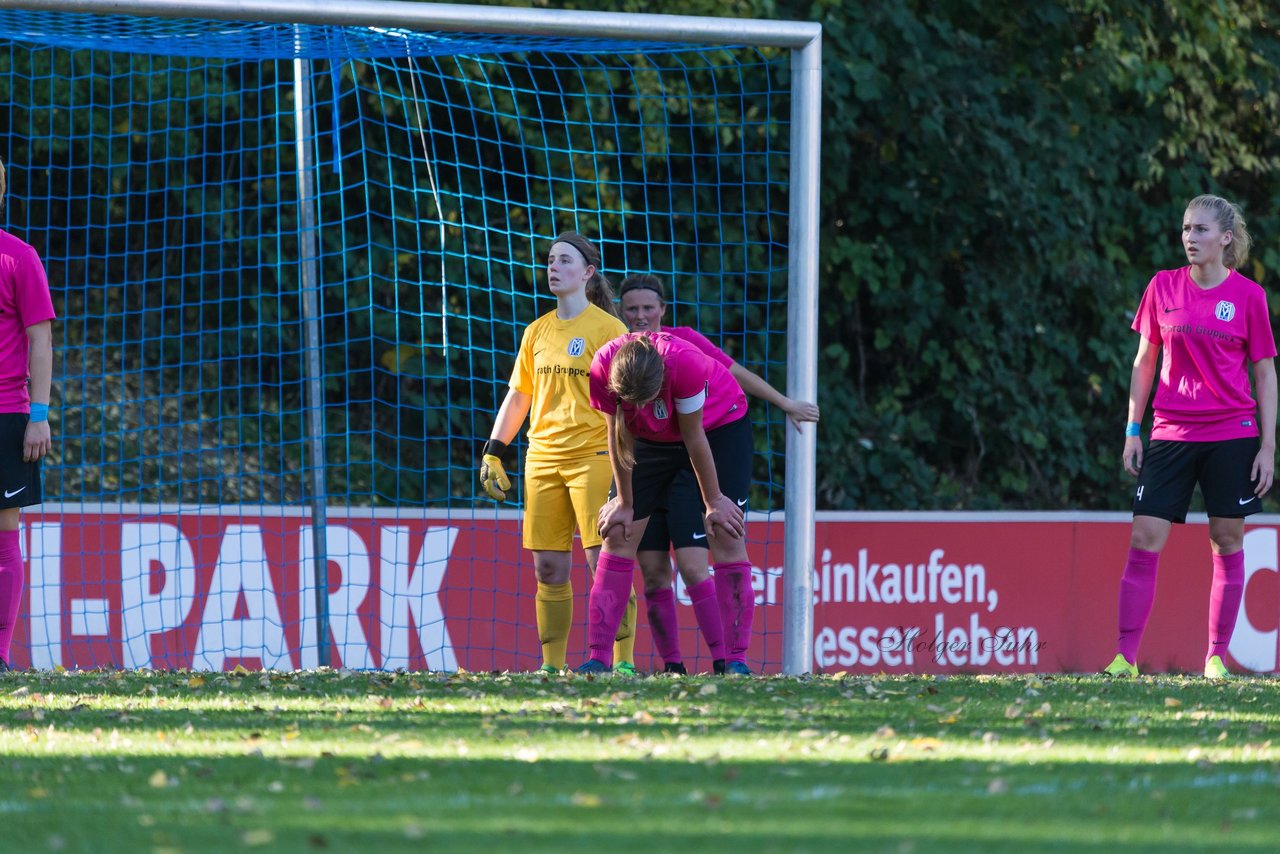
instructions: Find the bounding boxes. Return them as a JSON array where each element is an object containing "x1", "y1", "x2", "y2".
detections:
[
  {"x1": 686, "y1": 577, "x2": 725, "y2": 661},
  {"x1": 0, "y1": 530, "x2": 23, "y2": 666},
  {"x1": 714, "y1": 561, "x2": 754, "y2": 664},
  {"x1": 587, "y1": 552, "x2": 635, "y2": 667},
  {"x1": 1116, "y1": 547, "x2": 1160, "y2": 665},
  {"x1": 1207, "y1": 550, "x2": 1245, "y2": 661},
  {"x1": 645, "y1": 587, "x2": 682, "y2": 665}
]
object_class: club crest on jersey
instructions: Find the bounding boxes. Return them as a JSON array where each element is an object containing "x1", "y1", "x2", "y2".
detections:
[
  {"x1": 567, "y1": 337, "x2": 585, "y2": 357},
  {"x1": 652, "y1": 399, "x2": 669, "y2": 420},
  {"x1": 1215, "y1": 300, "x2": 1236, "y2": 322}
]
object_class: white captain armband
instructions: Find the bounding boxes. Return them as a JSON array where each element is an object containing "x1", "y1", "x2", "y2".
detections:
[{"x1": 674, "y1": 383, "x2": 707, "y2": 415}]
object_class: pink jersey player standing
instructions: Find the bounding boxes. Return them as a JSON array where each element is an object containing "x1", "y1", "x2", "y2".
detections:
[
  {"x1": 1105, "y1": 194, "x2": 1276, "y2": 679},
  {"x1": 0, "y1": 157, "x2": 56, "y2": 671}
]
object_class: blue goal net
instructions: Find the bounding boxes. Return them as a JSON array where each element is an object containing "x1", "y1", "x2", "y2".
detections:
[{"x1": 0, "y1": 7, "x2": 798, "y2": 673}]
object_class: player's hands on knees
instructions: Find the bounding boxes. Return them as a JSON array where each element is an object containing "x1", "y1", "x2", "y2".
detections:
[
  {"x1": 597, "y1": 497, "x2": 634, "y2": 541},
  {"x1": 704, "y1": 493, "x2": 745, "y2": 540},
  {"x1": 1122, "y1": 436, "x2": 1144, "y2": 478},
  {"x1": 479, "y1": 454, "x2": 510, "y2": 501},
  {"x1": 1252, "y1": 446, "x2": 1275, "y2": 497},
  {"x1": 23, "y1": 421, "x2": 50, "y2": 463}
]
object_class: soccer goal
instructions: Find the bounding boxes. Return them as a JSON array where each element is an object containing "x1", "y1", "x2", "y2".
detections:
[{"x1": 0, "y1": 0, "x2": 820, "y2": 674}]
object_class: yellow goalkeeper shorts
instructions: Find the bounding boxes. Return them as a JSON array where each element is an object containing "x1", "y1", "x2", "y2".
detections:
[{"x1": 522, "y1": 454, "x2": 612, "y2": 552}]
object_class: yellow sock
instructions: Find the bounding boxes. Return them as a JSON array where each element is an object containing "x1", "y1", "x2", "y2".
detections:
[
  {"x1": 613, "y1": 590, "x2": 637, "y2": 665},
  {"x1": 536, "y1": 581, "x2": 573, "y2": 669}
]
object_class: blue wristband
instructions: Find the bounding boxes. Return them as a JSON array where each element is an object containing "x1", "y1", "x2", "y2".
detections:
[
  {"x1": 29, "y1": 402, "x2": 48, "y2": 423},
  {"x1": 1124, "y1": 421, "x2": 1141, "y2": 437}
]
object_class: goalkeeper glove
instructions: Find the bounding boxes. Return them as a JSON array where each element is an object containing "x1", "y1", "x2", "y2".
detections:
[{"x1": 479, "y1": 439, "x2": 511, "y2": 501}]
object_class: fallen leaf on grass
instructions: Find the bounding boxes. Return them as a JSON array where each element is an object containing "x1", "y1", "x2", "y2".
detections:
[
  {"x1": 570, "y1": 791, "x2": 602, "y2": 807},
  {"x1": 910, "y1": 737, "x2": 944, "y2": 752},
  {"x1": 242, "y1": 829, "x2": 275, "y2": 847},
  {"x1": 1165, "y1": 697, "x2": 1182, "y2": 708},
  {"x1": 593, "y1": 764, "x2": 637, "y2": 781},
  {"x1": 148, "y1": 770, "x2": 169, "y2": 788}
]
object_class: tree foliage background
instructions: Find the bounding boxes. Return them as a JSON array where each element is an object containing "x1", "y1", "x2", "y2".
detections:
[
  {"x1": 4, "y1": 0, "x2": 1280, "y2": 511},
  {"x1": 806, "y1": 0, "x2": 1280, "y2": 510}
]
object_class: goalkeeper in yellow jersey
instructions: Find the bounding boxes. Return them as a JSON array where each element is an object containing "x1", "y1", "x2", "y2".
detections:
[{"x1": 479, "y1": 232, "x2": 638, "y2": 674}]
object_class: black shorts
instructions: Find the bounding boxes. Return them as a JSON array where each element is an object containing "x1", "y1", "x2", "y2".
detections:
[
  {"x1": 638, "y1": 469, "x2": 707, "y2": 551},
  {"x1": 1133, "y1": 437, "x2": 1262, "y2": 523},
  {"x1": 631, "y1": 416, "x2": 752, "y2": 528},
  {"x1": 0, "y1": 413, "x2": 42, "y2": 510}
]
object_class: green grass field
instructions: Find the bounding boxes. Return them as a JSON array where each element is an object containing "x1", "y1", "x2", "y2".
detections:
[{"x1": 1, "y1": 669, "x2": 1277, "y2": 852}]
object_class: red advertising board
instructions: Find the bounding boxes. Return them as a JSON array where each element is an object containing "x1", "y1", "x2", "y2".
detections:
[{"x1": 9, "y1": 508, "x2": 1279, "y2": 674}]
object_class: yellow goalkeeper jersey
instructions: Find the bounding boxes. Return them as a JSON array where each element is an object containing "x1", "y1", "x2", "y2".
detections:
[{"x1": 511, "y1": 303, "x2": 626, "y2": 463}]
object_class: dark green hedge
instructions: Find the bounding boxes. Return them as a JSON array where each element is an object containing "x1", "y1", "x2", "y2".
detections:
[{"x1": 22, "y1": 0, "x2": 1280, "y2": 510}]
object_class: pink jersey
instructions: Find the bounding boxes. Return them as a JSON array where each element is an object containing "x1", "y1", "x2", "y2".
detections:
[
  {"x1": 1133, "y1": 267, "x2": 1276, "y2": 441},
  {"x1": 663, "y1": 326, "x2": 735, "y2": 370},
  {"x1": 0, "y1": 230, "x2": 55, "y2": 413},
  {"x1": 589, "y1": 331, "x2": 747, "y2": 442}
]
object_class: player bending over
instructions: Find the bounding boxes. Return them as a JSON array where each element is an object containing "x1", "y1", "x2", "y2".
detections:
[
  {"x1": 577, "y1": 332, "x2": 750, "y2": 674},
  {"x1": 617, "y1": 274, "x2": 818, "y2": 674}
]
